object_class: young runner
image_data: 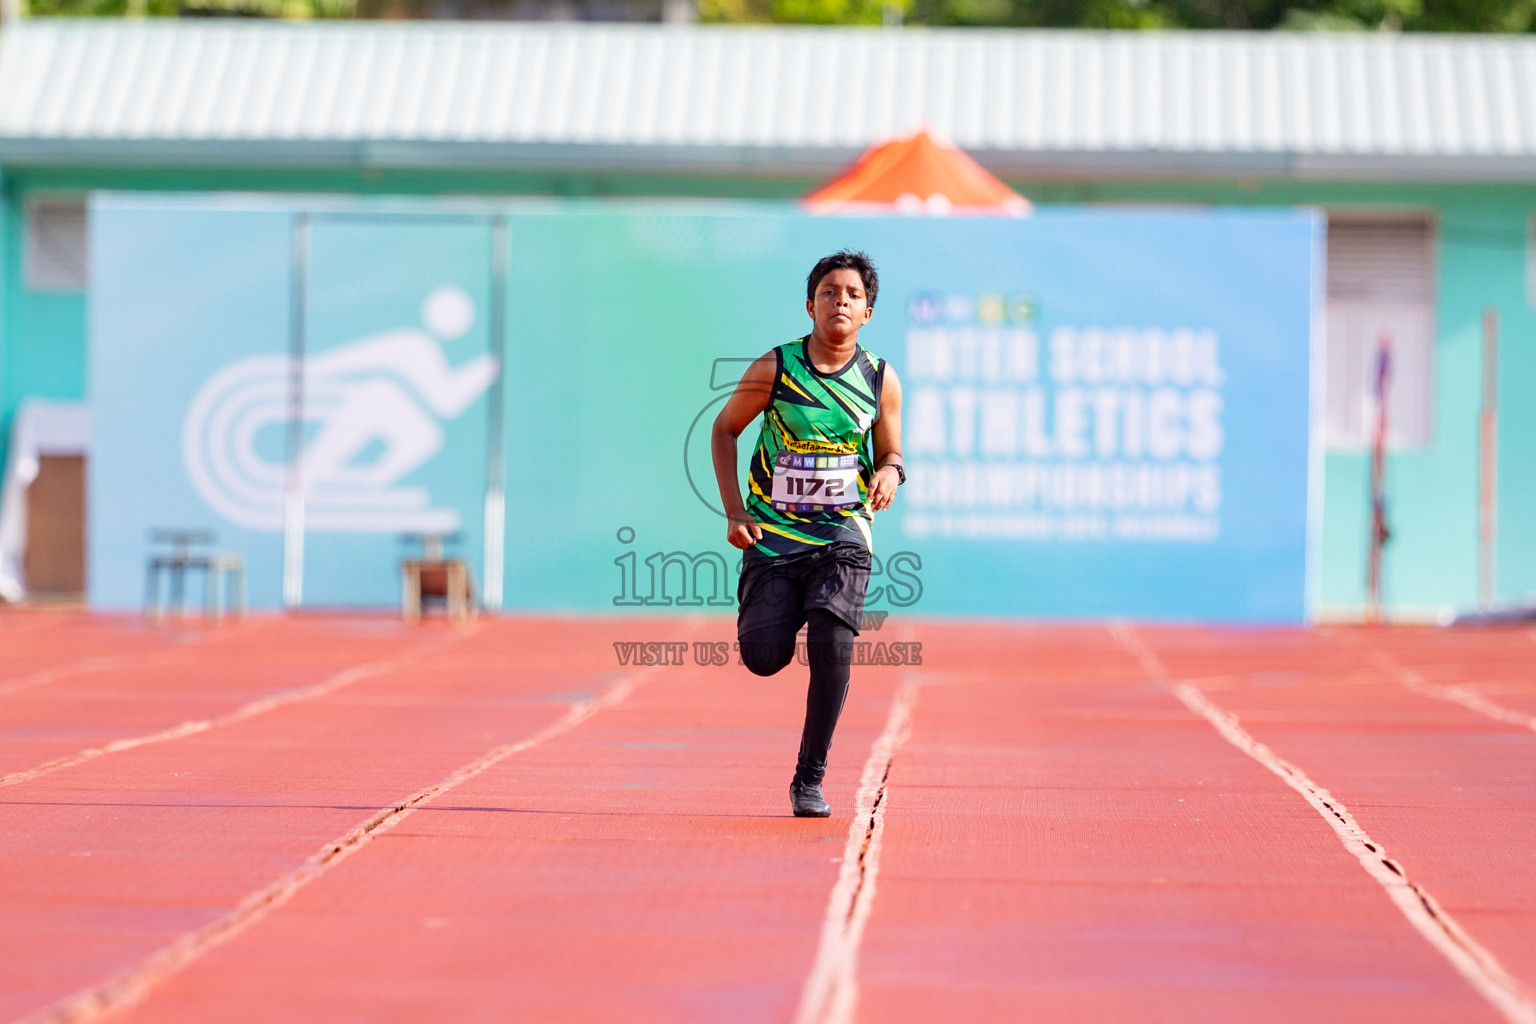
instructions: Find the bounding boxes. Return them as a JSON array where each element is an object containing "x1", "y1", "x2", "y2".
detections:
[{"x1": 711, "y1": 250, "x2": 904, "y2": 818}]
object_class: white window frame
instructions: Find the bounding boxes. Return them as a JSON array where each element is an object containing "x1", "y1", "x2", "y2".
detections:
[
  {"x1": 23, "y1": 195, "x2": 89, "y2": 292},
  {"x1": 1322, "y1": 212, "x2": 1437, "y2": 451},
  {"x1": 1527, "y1": 213, "x2": 1536, "y2": 309}
]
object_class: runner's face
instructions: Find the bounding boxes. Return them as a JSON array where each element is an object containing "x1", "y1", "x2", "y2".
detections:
[{"x1": 807, "y1": 269, "x2": 873, "y2": 339}]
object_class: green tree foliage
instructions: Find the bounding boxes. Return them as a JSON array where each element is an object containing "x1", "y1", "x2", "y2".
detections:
[
  {"x1": 23, "y1": 0, "x2": 353, "y2": 16},
  {"x1": 709, "y1": 0, "x2": 1533, "y2": 30},
  {"x1": 15, "y1": 0, "x2": 1532, "y2": 35},
  {"x1": 699, "y1": 0, "x2": 904, "y2": 21}
]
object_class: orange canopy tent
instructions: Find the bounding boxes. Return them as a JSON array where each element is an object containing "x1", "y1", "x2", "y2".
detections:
[{"x1": 804, "y1": 130, "x2": 1031, "y2": 217}]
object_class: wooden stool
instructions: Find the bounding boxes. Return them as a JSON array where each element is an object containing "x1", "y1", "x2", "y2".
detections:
[{"x1": 400, "y1": 534, "x2": 474, "y2": 623}]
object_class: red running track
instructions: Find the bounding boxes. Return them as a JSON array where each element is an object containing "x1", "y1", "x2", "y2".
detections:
[{"x1": 0, "y1": 611, "x2": 1533, "y2": 1023}]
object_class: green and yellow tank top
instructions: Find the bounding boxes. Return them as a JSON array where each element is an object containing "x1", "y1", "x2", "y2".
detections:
[{"x1": 745, "y1": 337, "x2": 886, "y2": 558}]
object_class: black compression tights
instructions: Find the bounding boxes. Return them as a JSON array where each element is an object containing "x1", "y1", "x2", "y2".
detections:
[{"x1": 739, "y1": 609, "x2": 855, "y2": 786}]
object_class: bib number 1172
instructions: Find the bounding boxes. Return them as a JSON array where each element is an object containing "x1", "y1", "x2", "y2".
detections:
[{"x1": 771, "y1": 452, "x2": 862, "y2": 512}]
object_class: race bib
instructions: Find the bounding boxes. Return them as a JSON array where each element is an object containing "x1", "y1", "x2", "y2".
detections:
[{"x1": 771, "y1": 451, "x2": 862, "y2": 512}]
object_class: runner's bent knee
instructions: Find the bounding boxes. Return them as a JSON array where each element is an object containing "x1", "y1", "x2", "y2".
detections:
[{"x1": 738, "y1": 627, "x2": 797, "y2": 676}]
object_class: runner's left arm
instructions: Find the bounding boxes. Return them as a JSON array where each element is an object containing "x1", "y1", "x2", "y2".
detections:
[{"x1": 869, "y1": 365, "x2": 903, "y2": 513}]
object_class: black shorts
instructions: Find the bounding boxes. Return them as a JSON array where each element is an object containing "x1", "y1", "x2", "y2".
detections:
[{"x1": 737, "y1": 541, "x2": 872, "y2": 637}]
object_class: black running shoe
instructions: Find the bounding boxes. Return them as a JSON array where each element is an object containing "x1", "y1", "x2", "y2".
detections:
[{"x1": 790, "y1": 778, "x2": 831, "y2": 817}]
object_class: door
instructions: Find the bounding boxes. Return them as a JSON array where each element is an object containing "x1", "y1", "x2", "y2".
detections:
[{"x1": 26, "y1": 454, "x2": 86, "y2": 597}]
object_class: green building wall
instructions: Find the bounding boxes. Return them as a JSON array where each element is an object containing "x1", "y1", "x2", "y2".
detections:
[{"x1": 1, "y1": 163, "x2": 1530, "y2": 619}]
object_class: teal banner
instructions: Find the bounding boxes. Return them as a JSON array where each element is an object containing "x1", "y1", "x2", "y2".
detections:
[
  {"x1": 300, "y1": 219, "x2": 496, "y2": 607},
  {"x1": 90, "y1": 196, "x2": 1318, "y2": 622}
]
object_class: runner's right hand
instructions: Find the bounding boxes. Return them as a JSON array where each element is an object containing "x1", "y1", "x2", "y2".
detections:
[{"x1": 726, "y1": 514, "x2": 764, "y2": 550}]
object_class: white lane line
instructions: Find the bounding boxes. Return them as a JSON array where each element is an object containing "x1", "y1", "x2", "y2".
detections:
[
  {"x1": 1176, "y1": 682, "x2": 1536, "y2": 1024},
  {"x1": 0, "y1": 626, "x2": 479, "y2": 790},
  {"x1": 794, "y1": 678, "x2": 919, "y2": 1024},
  {"x1": 1401, "y1": 675, "x2": 1536, "y2": 734},
  {"x1": 25, "y1": 664, "x2": 653, "y2": 1024},
  {"x1": 1364, "y1": 651, "x2": 1536, "y2": 735},
  {"x1": 1108, "y1": 621, "x2": 1169, "y2": 679},
  {"x1": 0, "y1": 658, "x2": 123, "y2": 698},
  {"x1": 0, "y1": 619, "x2": 275, "y2": 699}
]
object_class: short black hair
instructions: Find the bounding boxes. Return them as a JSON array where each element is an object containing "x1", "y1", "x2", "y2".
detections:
[{"x1": 807, "y1": 250, "x2": 879, "y2": 308}]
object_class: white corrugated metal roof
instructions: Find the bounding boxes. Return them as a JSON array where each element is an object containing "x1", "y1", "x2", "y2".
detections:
[{"x1": 3, "y1": 19, "x2": 1536, "y2": 179}]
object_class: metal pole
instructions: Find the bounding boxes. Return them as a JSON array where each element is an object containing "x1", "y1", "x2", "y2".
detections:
[
  {"x1": 1365, "y1": 330, "x2": 1392, "y2": 626},
  {"x1": 482, "y1": 215, "x2": 509, "y2": 611},
  {"x1": 282, "y1": 214, "x2": 309, "y2": 610},
  {"x1": 1479, "y1": 308, "x2": 1498, "y2": 610}
]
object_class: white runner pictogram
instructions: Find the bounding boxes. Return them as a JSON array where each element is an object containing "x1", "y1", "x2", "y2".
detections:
[{"x1": 182, "y1": 286, "x2": 496, "y2": 532}]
